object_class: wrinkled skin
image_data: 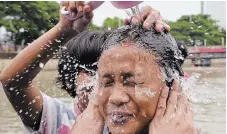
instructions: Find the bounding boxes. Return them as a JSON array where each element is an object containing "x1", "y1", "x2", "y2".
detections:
[
  {"x1": 97, "y1": 45, "x2": 165, "y2": 134},
  {"x1": 70, "y1": 45, "x2": 200, "y2": 134}
]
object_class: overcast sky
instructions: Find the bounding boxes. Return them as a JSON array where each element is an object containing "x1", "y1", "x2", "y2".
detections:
[{"x1": 92, "y1": 1, "x2": 201, "y2": 26}]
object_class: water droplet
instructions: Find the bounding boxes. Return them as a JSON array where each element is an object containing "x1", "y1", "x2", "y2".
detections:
[
  {"x1": 37, "y1": 54, "x2": 41, "y2": 57},
  {"x1": 32, "y1": 99, "x2": 36, "y2": 103},
  {"x1": 55, "y1": 39, "x2": 61, "y2": 43},
  {"x1": 39, "y1": 62, "x2": 44, "y2": 68}
]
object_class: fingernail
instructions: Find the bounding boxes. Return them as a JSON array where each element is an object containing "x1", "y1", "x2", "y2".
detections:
[
  {"x1": 85, "y1": 6, "x2": 90, "y2": 12},
  {"x1": 143, "y1": 22, "x2": 150, "y2": 29},
  {"x1": 132, "y1": 18, "x2": 139, "y2": 24}
]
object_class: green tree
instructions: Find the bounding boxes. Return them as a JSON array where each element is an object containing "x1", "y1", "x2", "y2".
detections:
[
  {"x1": 0, "y1": 1, "x2": 59, "y2": 45},
  {"x1": 88, "y1": 22, "x2": 101, "y2": 31},
  {"x1": 103, "y1": 17, "x2": 123, "y2": 31},
  {"x1": 168, "y1": 14, "x2": 226, "y2": 46}
]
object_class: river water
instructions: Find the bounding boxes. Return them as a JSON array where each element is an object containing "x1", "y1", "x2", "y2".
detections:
[{"x1": 0, "y1": 67, "x2": 226, "y2": 134}]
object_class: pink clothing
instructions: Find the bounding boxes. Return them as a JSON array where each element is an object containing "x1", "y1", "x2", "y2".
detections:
[
  {"x1": 24, "y1": 93, "x2": 109, "y2": 134},
  {"x1": 25, "y1": 93, "x2": 77, "y2": 134}
]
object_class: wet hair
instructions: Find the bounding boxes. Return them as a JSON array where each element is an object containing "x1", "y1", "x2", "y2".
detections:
[
  {"x1": 57, "y1": 30, "x2": 111, "y2": 98},
  {"x1": 102, "y1": 25, "x2": 187, "y2": 86}
]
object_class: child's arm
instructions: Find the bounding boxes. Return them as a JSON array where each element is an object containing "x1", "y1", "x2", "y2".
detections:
[{"x1": 0, "y1": 3, "x2": 93, "y2": 130}]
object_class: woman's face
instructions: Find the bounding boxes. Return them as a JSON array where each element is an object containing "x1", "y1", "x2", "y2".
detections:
[{"x1": 97, "y1": 45, "x2": 165, "y2": 134}]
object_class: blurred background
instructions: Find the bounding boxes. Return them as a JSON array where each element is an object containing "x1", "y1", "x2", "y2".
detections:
[{"x1": 0, "y1": 1, "x2": 226, "y2": 134}]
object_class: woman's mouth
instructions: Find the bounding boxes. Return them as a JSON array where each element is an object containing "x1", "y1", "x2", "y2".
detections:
[{"x1": 109, "y1": 112, "x2": 134, "y2": 125}]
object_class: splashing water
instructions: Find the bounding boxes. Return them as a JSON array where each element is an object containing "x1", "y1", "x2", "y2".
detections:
[
  {"x1": 124, "y1": 5, "x2": 140, "y2": 18},
  {"x1": 135, "y1": 86, "x2": 156, "y2": 101},
  {"x1": 180, "y1": 73, "x2": 216, "y2": 104},
  {"x1": 39, "y1": 62, "x2": 44, "y2": 68},
  {"x1": 124, "y1": 5, "x2": 142, "y2": 25}
]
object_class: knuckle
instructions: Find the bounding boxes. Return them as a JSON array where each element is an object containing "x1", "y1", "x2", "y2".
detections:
[
  {"x1": 146, "y1": 6, "x2": 152, "y2": 12},
  {"x1": 143, "y1": 6, "x2": 152, "y2": 11},
  {"x1": 157, "y1": 104, "x2": 166, "y2": 110}
]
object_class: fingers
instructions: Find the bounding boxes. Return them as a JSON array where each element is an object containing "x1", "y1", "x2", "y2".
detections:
[
  {"x1": 165, "y1": 80, "x2": 180, "y2": 116},
  {"x1": 154, "y1": 20, "x2": 164, "y2": 33},
  {"x1": 60, "y1": 1, "x2": 84, "y2": 12},
  {"x1": 131, "y1": 16, "x2": 140, "y2": 25},
  {"x1": 163, "y1": 23, "x2": 171, "y2": 32},
  {"x1": 76, "y1": 1, "x2": 85, "y2": 12},
  {"x1": 155, "y1": 87, "x2": 169, "y2": 118},
  {"x1": 143, "y1": 13, "x2": 155, "y2": 30},
  {"x1": 175, "y1": 94, "x2": 187, "y2": 119},
  {"x1": 82, "y1": 5, "x2": 93, "y2": 24},
  {"x1": 131, "y1": 6, "x2": 152, "y2": 26},
  {"x1": 128, "y1": 6, "x2": 171, "y2": 32},
  {"x1": 68, "y1": 1, "x2": 77, "y2": 12},
  {"x1": 60, "y1": 1, "x2": 69, "y2": 7},
  {"x1": 124, "y1": 18, "x2": 130, "y2": 25}
]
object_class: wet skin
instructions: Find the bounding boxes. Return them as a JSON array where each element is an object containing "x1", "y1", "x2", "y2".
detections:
[
  {"x1": 97, "y1": 45, "x2": 165, "y2": 134},
  {"x1": 75, "y1": 70, "x2": 94, "y2": 112}
]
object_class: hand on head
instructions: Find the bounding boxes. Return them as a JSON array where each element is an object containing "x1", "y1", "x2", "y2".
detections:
[
  {"x1": 149, "y1": 80, "x2": 200, "y2": 134},
  {"x1": 58, "y1": 3, "x2": 169, "y2": 33},
  {"x1": 124, "y1": 6, "x2": 170, "y2": 32}
]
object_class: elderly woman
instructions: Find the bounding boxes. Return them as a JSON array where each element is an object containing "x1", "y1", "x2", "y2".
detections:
[{"x1": 71, "y1": 25, "x2": 199, "y2": 134}]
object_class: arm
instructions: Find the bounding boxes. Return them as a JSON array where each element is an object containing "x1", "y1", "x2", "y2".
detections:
[{"x1": 0, "y1": 2, "x2": 93, "y2": 130}]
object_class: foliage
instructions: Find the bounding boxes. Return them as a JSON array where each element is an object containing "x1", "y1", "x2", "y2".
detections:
[
  {"x1": 0, "y1": 1, "x2": 59, "y2": 45},
  {"x1": 88, "y1": 22, "x2": 101, "y2": 31},
  {"x1": 168, "y1": 14, "x2": 226, "y2": 46},
  {"x1": 102, "y1": 17, "x2": 123, "y2": 31}
]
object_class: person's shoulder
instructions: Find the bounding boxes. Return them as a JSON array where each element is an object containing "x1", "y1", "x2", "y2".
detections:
[
  {"x1": 41, "y1": 93, "x2": 77, "y2": 131},
  {"x1": 41, "y1": 93, "x2": 76, "y2": 118},
  {"x1": 54, "y1": 97, "x2": 77, "y2": 121}
]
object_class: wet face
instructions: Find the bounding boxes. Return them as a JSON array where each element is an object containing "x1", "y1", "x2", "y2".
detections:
[
  {"x1": 75, "y1": 69, "x2": 94, "y2": 112},
  {"x1": 97, "y1": 45, "x2": 165, "y2": 134}
]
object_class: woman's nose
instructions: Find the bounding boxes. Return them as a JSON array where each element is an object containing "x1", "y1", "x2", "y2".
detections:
[{"x1": 108, "y1": 87, "x2": 130, "y2": 106}]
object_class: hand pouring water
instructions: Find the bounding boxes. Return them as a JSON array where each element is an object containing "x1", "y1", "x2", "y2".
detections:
[{"x1": 60, "y1": 1, "x2": 143, "y2": 21}]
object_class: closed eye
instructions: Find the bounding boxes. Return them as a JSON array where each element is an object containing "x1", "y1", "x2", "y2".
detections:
[
  {"x1": 101, "y1": 73, "x2": 114, "y2": 87},
  {"x1": 123, "y1": 80, "x2": 136, "y2": 87},
  {"x1": 102, "y1": 80, "x2": 114, "y2": 87}
]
